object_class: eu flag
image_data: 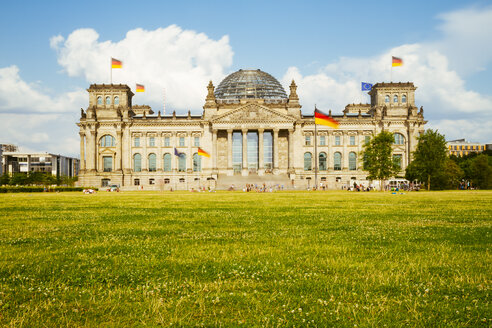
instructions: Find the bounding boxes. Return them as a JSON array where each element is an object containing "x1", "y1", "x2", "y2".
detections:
[
  {"x1": 174, "y1": 148, "x2": 181, "y2": 157},
  {"x1": 361, "y1": 82, "x2": 373, "y2": 91}
]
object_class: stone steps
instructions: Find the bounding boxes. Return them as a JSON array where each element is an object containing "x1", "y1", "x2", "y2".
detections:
[{"x1": 216, "y1": 173, "x2": 292, "y2": 190}]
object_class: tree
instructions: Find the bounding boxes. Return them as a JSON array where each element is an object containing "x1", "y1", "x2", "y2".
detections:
[
  {"x1": 433, "y1": 158, "x2": 464, "y2": 190},
  {"x1": 469, "y1": 154, "x2": 492, "y2": 189},
  {"x1": 410, "y1": 129, "x2": 448, "y2": 191},
  {"x1": 361, "y1": 131, "x2": 400, "y2": 190}
]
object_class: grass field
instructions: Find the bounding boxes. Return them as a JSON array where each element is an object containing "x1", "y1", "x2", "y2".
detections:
[{"x1": 0, "y1": 190, "x2": 490, "y2": 327}]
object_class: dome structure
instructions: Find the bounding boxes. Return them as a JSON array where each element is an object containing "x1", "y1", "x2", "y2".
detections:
[{"x1": 214, "y1": 69, "x2": 288, "y2": 100}]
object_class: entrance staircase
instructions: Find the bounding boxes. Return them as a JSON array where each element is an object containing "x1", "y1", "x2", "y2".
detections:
[{"x1": 216, "y1": 173, "x2": 292, "y2": 190}]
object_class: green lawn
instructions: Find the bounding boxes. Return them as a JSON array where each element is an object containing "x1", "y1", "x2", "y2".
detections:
[{"x1": 0, "y1": 190, "x2": 490, "y2": 327}]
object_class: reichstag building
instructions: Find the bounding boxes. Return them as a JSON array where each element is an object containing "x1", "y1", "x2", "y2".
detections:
[{"x1": 77, "y1": 69, "x2": 426, "y2": 190}]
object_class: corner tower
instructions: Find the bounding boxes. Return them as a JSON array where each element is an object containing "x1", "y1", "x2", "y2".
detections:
[
  {"x1": 369, "y1": 82, "x2": 417, "y2": 117},
  {"x1": 86, "y1": 84, "x2": 134, "y2": 120}
]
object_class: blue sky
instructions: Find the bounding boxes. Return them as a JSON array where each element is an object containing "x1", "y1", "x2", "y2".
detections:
[{"x1": 1, "y1": 0, "x2": 491, "y2": 156}]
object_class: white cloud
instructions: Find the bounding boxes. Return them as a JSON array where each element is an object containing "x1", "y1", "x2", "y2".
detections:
[
  {"x1": 281, "y1": 7, "x2": 492, "y2": 143},
  {"x1": 435, "y1": 6, "x2": 492, "y2": 75},
  {"x1": 50, "y1": 25, "x2": 234, "y2": 111},
  {"x1": 0, "y1": 112, "x2": 80, "y2": 156},
  {"x1": 0, "y1": 65, "x2": 85, "y2": 113}
]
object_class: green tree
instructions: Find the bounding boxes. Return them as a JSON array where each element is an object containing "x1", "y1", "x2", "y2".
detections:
[
  {"x1": 361, "y1": 131, "x2": 400, "y2": 190},
  {"x1": 433, "y1": 158, "x2": 464, "y2": 190},
  {"x1": 0, "y1": 173, "x2": 10, "y2": 186},
  {"x1": 469, "y1": 154, "x2": 492, "y2": 189},
  {"x1": 410, "y1": 129, "x2": 447, "y2": 191}
]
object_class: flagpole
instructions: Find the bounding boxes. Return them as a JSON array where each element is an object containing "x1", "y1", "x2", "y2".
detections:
[
  {"x1": 110, "y1": 57, "x2": 112, "y2": 84},
  {"x1": 314, "y1": 105, "x2": 318, "y2": 190}
]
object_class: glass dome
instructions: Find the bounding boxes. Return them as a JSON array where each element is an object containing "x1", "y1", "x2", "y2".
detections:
[{"x1": 214, "y1": 69, "x2": 288, "y2": 100}]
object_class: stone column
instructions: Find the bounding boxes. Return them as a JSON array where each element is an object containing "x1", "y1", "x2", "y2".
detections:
[
  {"x1": 342, "y1": 132, "x2": 348, "y2": 171},
  {"x1": 227, "y1": 129, "x2": 233, "y2": 176},
  {"x1": 273, "y1": 128, "x2": 279, "y2": 173},
  {"x1": 258, "y1": 128, "x2": 264, "y2": 175},
  {"x1": 116, "y1": 129, "x2": 122, "y2": 171},
  {"x1": 327, "y1": 131, "x2": 333, "y2": 171},
  {"x1": 122, "y1": 126, "x2": 130, "y2": 174},
  {"x1": 79, "y1": 132, "x2": 86, "y2": 171},
  {"x1": 142, "y1": 133, "x2": 148, "y2": 171},
  {"x1": 242, "y1": 128, "x2": 248, "y2": 176},
  {"x1": 288, "y1": 128, "x2": 294, "y2": 171},
  {"x1": 212, "y1": 129, "x2": 218, "y2": 171},
  {"x1": 172, "y1": 132, "x2": 178, "y2": 173},
  {"x1": 90, "y1": 130, "x2": 97, "y2": 172},
  {"x1": 187, "y1": 132, "x2": 193, "y2": 172}
]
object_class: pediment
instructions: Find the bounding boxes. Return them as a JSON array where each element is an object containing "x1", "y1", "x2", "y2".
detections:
[{"x1": 211, "y1": 104, "x2": 296, "y2": 123}]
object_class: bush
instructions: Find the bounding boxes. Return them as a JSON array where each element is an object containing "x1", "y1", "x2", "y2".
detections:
[{"x1": 0, "y1": 186, "x2": 98, "y2": 193}]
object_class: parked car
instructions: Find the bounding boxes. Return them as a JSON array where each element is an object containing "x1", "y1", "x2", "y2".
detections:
[{"x1": 107, "y1": 184, "x2": 120, "y2": 192}]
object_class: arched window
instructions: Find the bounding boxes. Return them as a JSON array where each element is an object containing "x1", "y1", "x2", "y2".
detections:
[
  {"x1": 319, "y1": 152, "x2": 327, "y2": 171},
  {"x1": 193, "y1": 153, "x2": 201, "y2": 172},
  {"x1": 163, "y1": 153, "x2": 171, "y2": 172},
  {"x1": 304, "y1": 152, "x2": 312, "y2": 171},
  {"x1": 394, "y1": 133, "x2": 405, "y2": 145},
  {"x1": 105, "y1": 96, "x2": 111, "y2": 105},
  {"x1": 385, "y1": 95, "x2": 390, "y2": 103},
  {"x1": 393, "y1": 94, "x2": 398, "y2": 103},
  {"x1": 349, "y1": 152, "x2": 357, "y2": 170},
  {"x1": 178, "y1": 154, "x2": 186, "y2": 172},
  {"x1": 133, "y1": 153, "x2": 141, "y2": 172},
  {"x1": 148, "y1": 153, "x2": 156, "y2": 172},
  {"x1": 97, "y1": 96, "x2": 103, "y2": 105},
  {"x1": 402, "y1": 94, "x2": 407, "y2": 103},
  {"x1": 114, "y1": 96, "x2": 119, "y2": 105},
  {"x1": 334, "y1": 152, "x2": 342, "y2": 171},
  {"x1": 99, "y1": 135, "x2": 115, "y2": 147}
]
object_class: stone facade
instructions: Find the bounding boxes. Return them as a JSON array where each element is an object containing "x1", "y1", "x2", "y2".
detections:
[{"x1": 77, "y1": 70, "x2": 426, "y2": 190}]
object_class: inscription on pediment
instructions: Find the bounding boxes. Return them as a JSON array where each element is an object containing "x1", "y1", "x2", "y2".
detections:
[{"x1": 214, "y1": 104, "x2": 294, "y2": 123}]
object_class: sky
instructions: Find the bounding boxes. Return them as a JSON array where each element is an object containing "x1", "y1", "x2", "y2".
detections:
[{"x1": 1, "y1": 0, "x2": 491, "y2": 157}]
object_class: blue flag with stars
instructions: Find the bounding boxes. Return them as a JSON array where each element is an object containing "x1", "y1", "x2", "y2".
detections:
[
  {"x1": 361, "y1": 82, "x2": 373, "y2": 91},
  {"x1": 174, "y1": 148, "x2": 181, "y2": 157}
]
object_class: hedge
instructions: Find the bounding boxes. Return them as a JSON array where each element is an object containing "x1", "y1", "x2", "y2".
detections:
[{"x1": 0, "y1": 186, "x2": 99, "y2": 193}]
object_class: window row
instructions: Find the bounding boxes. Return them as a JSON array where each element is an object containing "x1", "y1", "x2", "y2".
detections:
[
  {"x1": 384, "y1": 94, "x2": 407, "y2": 103},
  {"x1": 449, "y1": 145, "x2": 485, "y2": 151},
  {"x1": 303, "y1": 152, "x2": 358, "y2": 171},
  {"x1": 134, "y1": 136, "x2": 200, "y2": 147},
  {"x1": 98, "y1": 134, "x2": 201, "y2": 148},
  {"x1": 133, "y1": 153, "x2": 201, "y2": 172},
  {"x1": 305, "y1": 135, "x2": 371, "y2": 146},
  {"x1": 97, "y1": 96, "x2": 119, "y2": 105}
]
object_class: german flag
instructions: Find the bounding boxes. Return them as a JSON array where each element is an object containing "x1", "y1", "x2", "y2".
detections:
[
  {"x1": 197, "y1": 147, "x2": 210, "y2": 158},
  {"x1": 392, "y1": 56, "x2": 403, "y2": 67},
  {"x1": 111, "y1": 58, "x2": 122, "y2": 68},
  {"x1": 136, "y1": 84, "x2": 145, "y2": 92},
  {"x1": 315, "y1": 108, "x2": 339, "y2": 129}
]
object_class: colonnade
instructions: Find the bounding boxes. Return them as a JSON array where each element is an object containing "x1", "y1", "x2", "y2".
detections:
[{"x1": 211, "y1": 128, "x2": 294, "y2": 174}]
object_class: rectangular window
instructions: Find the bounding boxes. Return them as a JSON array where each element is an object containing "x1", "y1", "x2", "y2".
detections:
[
  {"x1": 134, "y1": 137, "x2": 140, "y2": 147},
  {"x1": 393, "y1": 154, "x2": 402, "y2": 169},
  {"x1": 320, "y1": 136, "x2": 326, "y2": 146},
  {"x1": 335, "y1": 136, "x2": 341, "y2": 146},
  {"x1": 134, "y1": 179, "x2": 140, "y2": 186},
  {"x1": 365, "y1": 136, "x2": 370, "y2": 145},
  {"x1": 164, "y1": 136, "x2": 170, "y2": 147},
  {"x1": 350, "y1": 136, "x2": 356, "y2": 145},
  {"x1": 194, "y1": 136, "x2": 200, "y2": 147},
  {"x1": 149, "y1": 137, "x2": 155, "y2": 147},
  {"x1": 232, "y1": 132, "x2": 242, "y2": 173},
  {"x1": 149, "y1": 178, "x2": 155, "y2": 185},
  {"x1": 103, "y1": 156, "x2": 112, "y2": 172},
  {"x1": 263, "y1": 132, "x2": 273, "y2": 170},
  {"x1": 179, "y1": 136, "x2": 185, "y2": 147},
  {"x1": 305, "y1": 135, "x2": 311, "y2": 146}
]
